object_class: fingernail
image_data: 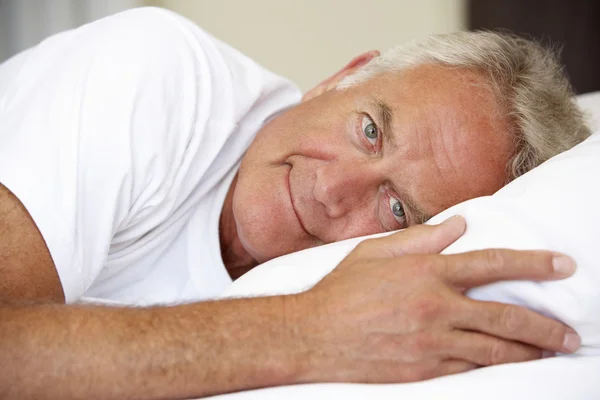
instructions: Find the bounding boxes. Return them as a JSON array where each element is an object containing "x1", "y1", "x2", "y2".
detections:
[
  {"x1": 563, "y1": 330, "x2": 581, "y2": 353},
  {"x1": 552, "y1": 255, "x2": 576, "y2": 276}
]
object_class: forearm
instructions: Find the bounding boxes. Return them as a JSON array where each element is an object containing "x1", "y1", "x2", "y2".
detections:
[{"x1": 0, "y1": 295, "x2": 308, "y2": 400}]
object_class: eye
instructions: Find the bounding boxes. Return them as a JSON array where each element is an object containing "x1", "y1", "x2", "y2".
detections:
[
  {"x1": 389, "y1": 196, "x2": 406, "y2": 224},
  {"x1": 362, "y1": 115, "x2": 379, "y2": 146}
]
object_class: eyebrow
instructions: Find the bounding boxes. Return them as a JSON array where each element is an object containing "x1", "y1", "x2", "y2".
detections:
[
  {"x1": 374, "y1": 98, "x2": 396, "y2": 149},
  {"x1": 372, "y1": 99, "x2": 432, "y2": 225}
]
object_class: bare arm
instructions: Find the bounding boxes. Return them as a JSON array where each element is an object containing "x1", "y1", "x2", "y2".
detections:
[
  {"x1": 0, "y1": 184, "x2": 580, "y2": 399},
  {"x1": 0, "y1": 184, "x2": 63, "y2": 303},
  {"x1": 0, "y1": 296, "x2": 309, "y2": 400},
  {"x1": 0, "y1": 241, "x2": 579, "y2": 400},
  {"x1": 0, "y1": 182, "x2": 308, "y2": 399},
  {"x1": 0, "y1": 184, "x2": 308, "y2": 399}
]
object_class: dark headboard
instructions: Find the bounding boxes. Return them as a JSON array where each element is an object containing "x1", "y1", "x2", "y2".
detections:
[{"x1": 469, "y1": 0, "x2": 600, "y2": 94}]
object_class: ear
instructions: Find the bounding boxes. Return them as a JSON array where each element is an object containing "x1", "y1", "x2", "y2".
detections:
[{"x1": 302, "y1": 50, "x2": 380, "y2": 102}]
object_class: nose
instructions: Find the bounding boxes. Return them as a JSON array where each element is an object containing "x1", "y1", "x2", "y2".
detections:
[{"x1": 313, "y1": 160, "x2": 376, "y2": 218}]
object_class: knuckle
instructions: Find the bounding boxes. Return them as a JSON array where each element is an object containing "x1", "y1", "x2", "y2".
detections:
[
  {"x1": 401, "y1": 334, "x2": 434, "y2": 362},
  {"x1": 483, "y1": 248, "x2": 506, "y2": 270},
  {"x1": 488, "y1": 341, "x2": 508, "y2": 365},
  {"x1": 413, "y1": 296, "x2": 444, "y2": 325},
  {"x1": 413, "y1": 333, "x2": 436, "y2": 354},
  {"x1": 501, "y1": 306, "x2": 523, "y2": 334},
  {"x1": 416, "y1": 255, "x2": 440, "y2": 275}
]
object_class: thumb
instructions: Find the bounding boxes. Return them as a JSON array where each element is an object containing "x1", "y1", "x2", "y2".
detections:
[{"x1": 363, "y1": 215, "x2": 466, "y2": 258}]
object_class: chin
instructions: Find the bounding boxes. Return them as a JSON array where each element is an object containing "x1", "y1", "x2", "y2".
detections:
[
  {"x1": 234, "y1": 208, "x2": 315, "y2": 264},
  {"x1": 231, "y1": 197, "x2": 284, "y2": 264},
  {"x1": 233, "y1": 157, "x2": 317, "y2": 263},
  {"x1": 236, "y1": 223, "x2": 286, "y2": 264}
]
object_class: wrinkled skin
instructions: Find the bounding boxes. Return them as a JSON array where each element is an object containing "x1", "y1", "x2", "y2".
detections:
[{"x1": 220, "y1": 52, "x2": 513, "y2": 275}]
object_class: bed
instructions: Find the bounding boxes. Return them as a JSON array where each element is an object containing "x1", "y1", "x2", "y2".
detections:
[{"x1": 202, "y1": 91, "x2": 600, "y2": 400}]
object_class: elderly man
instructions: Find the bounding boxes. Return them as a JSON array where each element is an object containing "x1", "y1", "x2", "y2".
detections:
[{"x1": 0, "y1": 7, "x2": 590, "y2": 400}]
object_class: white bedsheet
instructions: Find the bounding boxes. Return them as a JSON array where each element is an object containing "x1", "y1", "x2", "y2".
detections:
[
  {"x1": 199, "y1": 91, "x2": 600, "y2": 400},
  {"x1": 204, "y1": 356, "x2": 600, "y2": 399}
]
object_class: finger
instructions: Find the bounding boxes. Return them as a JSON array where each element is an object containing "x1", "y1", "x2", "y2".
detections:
[
  {"x1": 455, "y1": 299, "x2": 581, "y2": 354},
  {"x1": 440, "y1": 331, "x2": 543, "y2": 366},
  {"x1": 404, "y1": 360, "x2": 477, "y2": 382},
  {"x1": 439, "y1": 249, "x2": 576, "y2": 288},
  {"x1": 358, "y1": 215, "x2": 466, "y2": 258},
  {"x1": 434, "y1": 360, "x2": 478, "y2": 377}
]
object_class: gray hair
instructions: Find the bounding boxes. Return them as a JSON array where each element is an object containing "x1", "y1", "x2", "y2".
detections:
[{"x1": 338, "y1": 31, "x2": 592, "y2": 181}]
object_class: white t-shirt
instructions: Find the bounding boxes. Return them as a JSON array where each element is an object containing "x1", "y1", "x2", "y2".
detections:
[{"x1": 0, "y1": 7, "x2": 301, "y2": 305}]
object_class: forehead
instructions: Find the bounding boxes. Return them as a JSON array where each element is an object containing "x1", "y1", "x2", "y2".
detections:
[
  {"x1": 356, "y1": 64, "x2": 514, "y2": 215},
  {"x1": 357, "y1": 64, "x2": 503, "y2": 130}
]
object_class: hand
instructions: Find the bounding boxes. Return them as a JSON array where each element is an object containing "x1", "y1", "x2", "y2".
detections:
[{"x1": 292, "y1": 216, "x2": 580, "y2": 383}]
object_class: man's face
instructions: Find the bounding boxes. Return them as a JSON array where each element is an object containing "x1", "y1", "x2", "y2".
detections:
[{"x1": 232, "y1": 64, "x2": 513, "y2": 263}]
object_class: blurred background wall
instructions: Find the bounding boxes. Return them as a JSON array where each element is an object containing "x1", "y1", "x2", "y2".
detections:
[
  {"x1": 146, "y1": 0, "x2": 466, "y2": 90},
  {"x1": 0, "y1": 0, "x2": 141, "y2": 63},
  {"x1": 0, "y1": 0, "x2": 598, "y2": 93},
  {"x1": 0, "y1": 0, "x2": 467, "y2": 91}
]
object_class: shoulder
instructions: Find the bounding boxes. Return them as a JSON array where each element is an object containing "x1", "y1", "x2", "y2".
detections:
[
  {"x1": 67, "y1": 6, "x2": 224, "y2": 77},
  {"x1": 90, "y1": 7, "x2": 195, "y2": 41}
]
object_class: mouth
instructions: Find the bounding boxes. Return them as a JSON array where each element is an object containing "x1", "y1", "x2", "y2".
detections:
[{"x1": 284, "y1": 163, "x2": 311, "y2": 236}]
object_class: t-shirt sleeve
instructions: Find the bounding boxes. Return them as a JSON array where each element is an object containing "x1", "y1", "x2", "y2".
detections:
[{"x1": 0, "y1": 8, "x2": 205, "y2": 302}]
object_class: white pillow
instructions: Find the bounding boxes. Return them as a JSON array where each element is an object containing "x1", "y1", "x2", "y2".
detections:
[
  {"x1": 202, "y1": 356, "x2": 600, "y2": 400},
  {"x1": 578, "y1": 91, "x2": 600, "y2": 131},
  {"x1": 222, "y1": 94, "x2": 600, "y2": 356}
]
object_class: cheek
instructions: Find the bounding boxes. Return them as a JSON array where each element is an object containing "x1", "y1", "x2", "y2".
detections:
[
  {"x1": 232, "y1": 162, "x2": 315, "y2": 263},
  {"x1": 334, "y1": 217, "x2": 383, "y2": 242}
]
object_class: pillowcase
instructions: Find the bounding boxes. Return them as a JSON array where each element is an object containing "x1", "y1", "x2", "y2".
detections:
[
  {"x1": 222, "y1": 94, "x2": 600, "y2": 356},
  {"x1": 577, "y1": 91, "x2": 600, "y2": 131},
  {"x1": 199, "y1": 355, "x2": 600, "y2": 400}
]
